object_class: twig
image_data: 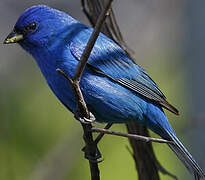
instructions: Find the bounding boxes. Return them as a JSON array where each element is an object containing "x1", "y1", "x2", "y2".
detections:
[
  {"x1": 81, "y1": 0, "x2": 95, "y2": 27},
  {"x1": 57, "y1": 1, "x2": 114, "y2": 180},
  {"x1": 56, "y1": 68, "x2": 89, "y2": 118},
  {"x1": 74, "y1": 0, "x2": 114, "y2": 83},
  {"x1": 81, "y1": 0, "x2": 135, "y2": 58},
  {"x1": 81, "y1": 1, "x2": 178, "y2": 179},
  {"x1": 91, "y1": 127, "x2": 175, "y2": 144},
  {"x1": 93, "y1": 123, "x2": 113, "y2": 145},
  {"x1": 57, "y1": 68, "x2": 100, "y2": 180}
]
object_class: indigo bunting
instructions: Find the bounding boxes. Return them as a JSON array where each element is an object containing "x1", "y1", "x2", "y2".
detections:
[{"x1": 4, "y1": 5, "x2": 205, "y2": 179}]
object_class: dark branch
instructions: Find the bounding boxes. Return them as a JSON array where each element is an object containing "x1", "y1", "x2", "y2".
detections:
[
  {"x1": 81, "y1": 1, "x2": 177, "y2": 180},
  {"x1": 126, "y1": 124, "x2": 161, "y2": 180},
  {"x1": 81, "y1": 0, "x2": 95, "y2": 27},
  {"x1": 56, "y1": 69, "x2": 100, "y2": 180},
  {"x1": 74, "y1": 0, "x2": 114, "y2": 83},
  {"x1": 58, "y1": 1, "x2": 178, "y2": 180}
]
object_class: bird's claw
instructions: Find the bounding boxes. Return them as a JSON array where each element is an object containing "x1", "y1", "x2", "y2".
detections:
[{"x1": 75, "y1": 112, "x2": 96, "y2": 124}]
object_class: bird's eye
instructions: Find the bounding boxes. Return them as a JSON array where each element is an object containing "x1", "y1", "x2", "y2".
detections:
[{"x1": 26, "y1": 22, "x2": 37, "y2": 31}]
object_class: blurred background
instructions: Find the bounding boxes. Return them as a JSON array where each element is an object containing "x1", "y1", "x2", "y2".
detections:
[{"x1": 0, "y1": 0, "x2": 205, "y2": 179}]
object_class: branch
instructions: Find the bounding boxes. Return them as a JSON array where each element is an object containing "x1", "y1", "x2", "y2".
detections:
[
  {"x1": 91, "y1": 127, "x2": 174, "y2": 144},
  {"x1": 58, "y1": 1, "x2": 114, "y2": 180},
  {"x1": 81, "y1": 1, "x2": 177, "y2": 180},
  {"x1": 74, "y1": 0, "x2": 114, "y2": 83},
  {"x1": 81, "y1": 0, "x2": 135, "y2": 58}
]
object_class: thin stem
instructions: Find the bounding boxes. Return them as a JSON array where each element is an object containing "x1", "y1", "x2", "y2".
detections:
[
  {"x1": 93, "y1": 123, "x2": 113, "y2": 145},
  {"x1": 74, "y1": 0, "x2": 114, "y2": 82},
  {"x1": 91, "y1": 127, "x2": 175, "y2": 144},
  {"x1": 58, "y1": 1, "x2": 115, "y2": 180}
]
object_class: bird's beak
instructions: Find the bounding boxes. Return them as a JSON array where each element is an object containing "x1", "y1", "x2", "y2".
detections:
[{"x1": 4, "y1": 30, "x2": 24, "y2": 44}]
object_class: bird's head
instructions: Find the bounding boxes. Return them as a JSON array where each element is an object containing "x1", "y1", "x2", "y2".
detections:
[{"x1": 4, "y1": 5, "x2": 77, "y2": 52}]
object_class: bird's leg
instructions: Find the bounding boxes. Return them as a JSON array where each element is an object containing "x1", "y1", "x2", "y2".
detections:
[{"x1": 82, "y1": 123, "x2": 113, "y2": 162}]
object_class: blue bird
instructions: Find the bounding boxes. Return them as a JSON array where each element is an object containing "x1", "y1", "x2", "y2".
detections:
[{"x1": 4, "y1": 5, "x2": 205, "y2": 179}]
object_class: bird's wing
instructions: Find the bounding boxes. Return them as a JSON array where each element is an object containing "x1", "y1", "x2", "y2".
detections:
[{"x1": 69, "y1": 28, "x2": 179, "y2": 115}]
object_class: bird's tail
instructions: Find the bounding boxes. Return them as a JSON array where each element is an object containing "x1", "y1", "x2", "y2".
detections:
[{"x1": 166, "y1": 130, "x2": 205, "y2": 180}]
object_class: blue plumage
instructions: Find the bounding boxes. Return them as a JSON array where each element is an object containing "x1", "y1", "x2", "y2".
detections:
[{"x1": 4, "y1": 5, "x2": 205, "y2": 179}]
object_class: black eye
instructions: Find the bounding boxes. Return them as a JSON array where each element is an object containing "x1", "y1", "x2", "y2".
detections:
[{"x1": 26, "y1": 22, "x2": 37, "y2": 31}]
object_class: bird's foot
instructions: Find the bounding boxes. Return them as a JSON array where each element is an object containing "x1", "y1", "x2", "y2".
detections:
[
  {"x1": 75, "y1": 112, "x2": 96, "y2": 124},
  {"x1": 82, "y1": 146, "x2": 103, "y2": 163}
]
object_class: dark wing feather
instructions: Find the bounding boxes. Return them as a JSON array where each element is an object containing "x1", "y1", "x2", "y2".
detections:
[
  {"x1": 115, "y1": 78, "x2": 179, "y2": 115},
  {"x1": 69, "y1": 26, "x2": 179, "y2": 115}
]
